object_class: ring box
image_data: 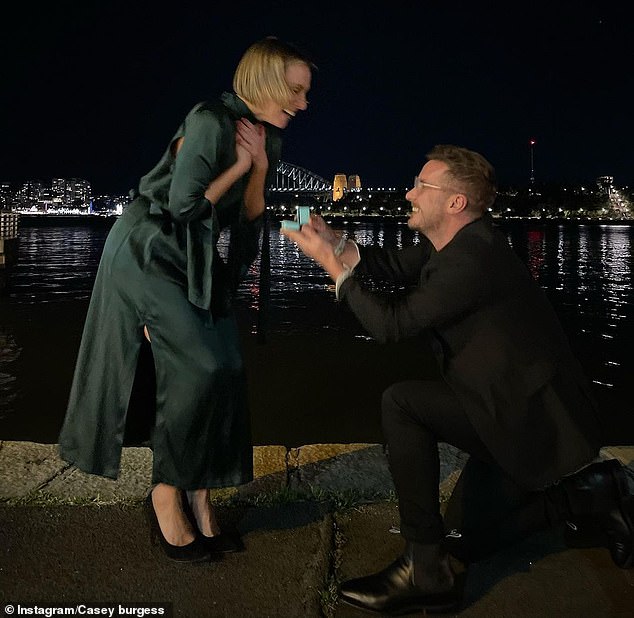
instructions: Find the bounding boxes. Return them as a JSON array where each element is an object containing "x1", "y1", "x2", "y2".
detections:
[
  {"x1": 281, "y1": 206, "x2": 311, "y2": 230},
  {"x1": 280, "y1": 220, "x2": 300, "y2": 230},
  {"x1": 297, "y1": 206, "x2": 310, "y2": 225}
]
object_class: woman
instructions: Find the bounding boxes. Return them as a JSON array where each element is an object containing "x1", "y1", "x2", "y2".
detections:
[{"x1": 58, "y1": 37, "x2": 313, "y2": 562}]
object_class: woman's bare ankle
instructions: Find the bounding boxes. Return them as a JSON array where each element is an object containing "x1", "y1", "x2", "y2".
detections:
[
  {"x1": 186, "y1": 489, "x2": 221, "y2": 537},
  {"x1": 151, "y1": 484, "x2": 195, "y2": 546}
]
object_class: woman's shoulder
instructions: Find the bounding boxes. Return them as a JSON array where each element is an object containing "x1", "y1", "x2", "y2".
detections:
[
  {"x1": 189, "y1": 92, "x2": 248, "y2": 119},
  {"x1": 181, "y1": 99, "x2": 233, "y2": 138},
  {"x1": 185, "y1": 99, "x2": 229, "y2": 122}
]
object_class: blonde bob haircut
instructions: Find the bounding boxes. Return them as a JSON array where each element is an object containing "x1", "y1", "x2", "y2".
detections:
[{"x1": 233, "y1": 36, "x2": 315, "y2": 109}]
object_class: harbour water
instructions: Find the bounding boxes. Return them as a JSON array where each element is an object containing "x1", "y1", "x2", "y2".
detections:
[{"x1": 0, "y1": 216, "x2": 632, "y2": 446}]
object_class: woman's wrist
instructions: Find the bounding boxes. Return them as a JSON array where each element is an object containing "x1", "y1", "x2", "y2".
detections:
[
  {"x1": 233, "y1": 159, "x2": 252, "y2": 177},
  {"x1": 251, "y1": 156, "x2": 269, "y2": 174},
  {"x1": 205, "y1": 162, "x2": 249, "y2": 204}
]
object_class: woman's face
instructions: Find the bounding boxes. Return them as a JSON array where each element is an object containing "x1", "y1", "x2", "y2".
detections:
[{"x1": 257, "y1": 61, "x2": 312, "y2": 129}]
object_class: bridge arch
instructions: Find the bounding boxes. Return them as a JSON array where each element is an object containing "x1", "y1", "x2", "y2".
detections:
[{"x1": 269, "y1": 161, "x2": 332, "y2": 193}]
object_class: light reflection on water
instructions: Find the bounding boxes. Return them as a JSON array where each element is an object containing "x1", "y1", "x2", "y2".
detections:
[
  {"x1": 3, "y1": 226, "x2": 108, "y2": 302},
  {"x1": 503, "y1": 223, "x2": 632, "y2": 396},
  {"x1": 1, "y1": 219, "x2": 632, "y2": 435}
]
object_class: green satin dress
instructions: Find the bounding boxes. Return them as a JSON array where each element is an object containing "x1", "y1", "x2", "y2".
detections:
[{"x1": 58, "y1": 92, "x2": 282, "y2": 489}]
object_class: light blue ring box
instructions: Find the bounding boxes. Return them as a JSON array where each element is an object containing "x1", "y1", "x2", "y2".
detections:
[{"x1": 281, "y1": 206, "x2": 311, "y2": 230}]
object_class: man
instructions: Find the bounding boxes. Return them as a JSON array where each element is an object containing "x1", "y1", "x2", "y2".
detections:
[{"x1": 281, "y1": 145, "x2": 633, "y2": 615}]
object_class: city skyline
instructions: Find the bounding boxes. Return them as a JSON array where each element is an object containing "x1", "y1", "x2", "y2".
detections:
[
  {"x1": 3, "y1": 2, "x2": 633, "y2": 194},
  {"x1": 5, "y1": 169, "x2": 631, "y2": 223},
  {"x1": 4, "y1": 165, "x2": 630, "y2": 200}
]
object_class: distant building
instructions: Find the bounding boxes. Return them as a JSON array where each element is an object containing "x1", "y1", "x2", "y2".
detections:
[
  {"x1": 66, "y1": 178, "x2": 91, "y2": 210},
  {"x1": 333, "y1": 174, "x2": 347, "y2": 202},
  {"x1": 348, "y1": 174, "x2": 362, "y2": 190},
  {"x1": 596, "y1": 176, "x2": 614, "y2": 195},
  {"x1": 17, "y1": 180, "x2": 43, "y2": 209},
  {"x1": 0, "y1": 182, "x2": 11, "y2": 210},
  {"x1": 332, "y1": 173, "x2": 362, "y2": 201},
  {"x1": 15, "y1": 177, "x2": 92, "y2": 211}
]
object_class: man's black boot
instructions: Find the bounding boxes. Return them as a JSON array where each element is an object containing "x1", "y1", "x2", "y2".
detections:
[
  {"x1": 443, "y1": 459, "x2": 634, "y2": 569},
  {"x1": 338, "y1": 542, "x2": 462, "y2": 615},
  {"x1": 554, "y1": 458, "x2": 634, "y2": 568}
]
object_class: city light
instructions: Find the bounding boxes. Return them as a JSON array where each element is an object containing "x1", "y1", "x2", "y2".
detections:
[{"x1": 1, "y1": 160, "x2": 632, "y2": 222}]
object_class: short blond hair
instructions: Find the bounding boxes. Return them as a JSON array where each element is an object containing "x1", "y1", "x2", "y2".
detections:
[
  {"x1": 427, "y1": 144, "x2": 497, "y2": 212},
  {"x1": 233, "y1": 36, "x2": 315, "y2": 109}
]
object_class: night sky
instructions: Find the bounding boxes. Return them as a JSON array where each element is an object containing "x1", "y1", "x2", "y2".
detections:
[{"x1": 2, "y1": 1, "x2": 632, "y2": 195}]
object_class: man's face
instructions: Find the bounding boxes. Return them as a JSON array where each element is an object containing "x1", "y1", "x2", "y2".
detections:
[{"x1": 405, "y1": 160, "x2": 452, "y2": 234}]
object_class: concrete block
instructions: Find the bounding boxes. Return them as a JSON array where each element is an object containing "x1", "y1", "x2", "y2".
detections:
[
  {"x1": 288, "y1": 443, "x2": 371, "y2": 469},
  {"x1": 231, "y1": 445, "x2": 289, "y2": 500},
  {"x1": 601, "y1": 445, "x2": 634, "y2": 466},
  {"x1": 600, "y1": 445, "x2": 634, "y2": 491},
  {"x1": 438, "y1": 442, "x2": 470, "y2": 484},
  {"x1": 253, "y1": 445, "x2": 288, "y2": 478},
  {"x1": 0, "y1": 441, "x2": 67, "y2": 499},
  {"x1": 290, "y1": 443, "x2": 393, "y2": 497},
  {"x1": 287, "y1": 442, "x2": 468, "y2": 500},
  {"x1": 43, "y1": 447, "x2": 153, "y2": 503}
]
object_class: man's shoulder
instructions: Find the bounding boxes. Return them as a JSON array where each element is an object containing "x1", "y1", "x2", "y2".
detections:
[
  {"x1": 439, "y1": 216, "x2": 516, "y2": 272},
  {"x1": 453, "y1": 214, "x2": 506, "y2": 248},
  {"x1": 461, "y1": 213, "x2": 494, "y2": 234}
]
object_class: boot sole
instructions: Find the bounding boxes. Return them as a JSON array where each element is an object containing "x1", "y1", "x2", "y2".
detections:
[
  {"x1": 609, "y1": 462, "x2": 634, "y2": 569},
  {"x1": 340, "y1": 593, "x2": 462, "y2": 615}
]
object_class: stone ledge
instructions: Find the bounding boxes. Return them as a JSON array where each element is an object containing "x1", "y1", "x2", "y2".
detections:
[
  {"x1": 1, "y1": 441, "x2": 632, "y2": 504},
  {"x1": 0, "y1": 442, "x2": 68, "y2": 499}
]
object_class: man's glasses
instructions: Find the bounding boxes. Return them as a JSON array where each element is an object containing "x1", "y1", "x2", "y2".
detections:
[
  {"x1": 413, "y1": 177, "x2": 463, "y2": 194},
  {"x1": 413, "y1": 177, "x2": 444, "y2": 191}
]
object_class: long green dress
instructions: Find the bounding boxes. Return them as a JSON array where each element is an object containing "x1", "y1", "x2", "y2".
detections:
[{"x1": 58, "y1": 92, "x2": 282, "y2": 489}]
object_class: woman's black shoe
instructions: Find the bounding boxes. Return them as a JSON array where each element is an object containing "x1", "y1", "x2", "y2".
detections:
[
  {"x1": 144, "y1": 495, "x2": 212, "y2": 563},
  {"x1": 181, "y1": 492, "x2": 244, "y2": 554},
  {"x1": 203, "y1": 531, "x2": 244, "y2": 554}
]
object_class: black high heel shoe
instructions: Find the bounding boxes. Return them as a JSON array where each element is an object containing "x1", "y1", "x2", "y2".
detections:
[
  {"x1": 181, "y1": 491, "x2": 244, "y2": 554},
  {"x1": 145, "y1": 494, "x2": 213, "y2": 563},
  {"x1": 203, "y1": 531, "x2": 244, "y2": 554}
]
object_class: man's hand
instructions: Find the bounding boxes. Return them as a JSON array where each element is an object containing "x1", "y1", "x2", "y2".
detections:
[
  {"x1": 308, "y1": 214, "x2": 340, "y2": 247},
  {"x1": 307, "y1": 214, "x2": 360, "y2": 270},
  {"x1": 280, "y1": 224, "x2": 345, "y2": 282}
]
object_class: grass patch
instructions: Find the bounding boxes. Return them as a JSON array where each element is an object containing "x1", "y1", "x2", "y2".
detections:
[
  {"x1": 1, "y1": 485, "x2": 398, "y2": 512},
  {"x1": 230, "y1": 484, "x2": 396, "y2": 511},
  {"x1": 319, "y1": 517, "x2": 347, "y2": 617},
  {"x1": 235, "y1": 486, "x2": 312, "y2": 507},
  {"x1": 0, "y1": 492, "x2": 142, "y2": 507},
  {"x1": 311, "y1": 486, "x2": 398, "y2": 511},
  {"x1": 319, "y1": 576, "x2": 340, "y2": 618}
]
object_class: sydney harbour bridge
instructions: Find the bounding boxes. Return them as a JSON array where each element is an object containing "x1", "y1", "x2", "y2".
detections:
[{"x1": 268, "y1": 161, "x2": 332, "y2": 194}]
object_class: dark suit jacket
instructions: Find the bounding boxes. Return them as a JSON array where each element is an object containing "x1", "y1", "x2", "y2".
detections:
[{"x1": 339, "y1": 214, "x2": 602, "y2": 490}]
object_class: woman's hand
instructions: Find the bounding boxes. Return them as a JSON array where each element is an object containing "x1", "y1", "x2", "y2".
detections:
[
  {"x1": 204, "y1": 119, "x2": 264, "y2": 207},
  {"x1": 236, "y1": 118, "x2": 268, "y2": 173},
  {"x1": 234, "y1": 139, "x2": 252, "y2": 176}
]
